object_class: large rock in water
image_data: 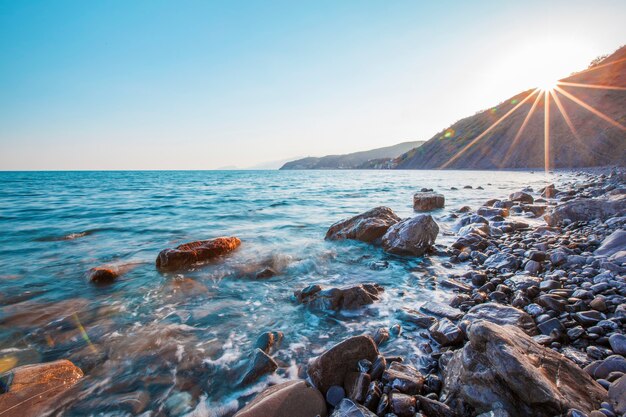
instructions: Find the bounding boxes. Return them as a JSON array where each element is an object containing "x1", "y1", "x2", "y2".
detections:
[
  {"x1": 544, "y1": 194, "x2": 626, "y2": 226},
  {"x1": 0, "y1": 360, "x2": 84, "y2": 417},
  {"x1": 156, "y1": 236, "x2": 241, "y2": 271},
  {"x1": 594, "y1": 229, "x2": 626, "y2": 263},
  {"x1": 325, "y1": 206, "x2": 401, "y2": 244},
  {"x1": 441, "y1": 321, "x2": 606, "y2": 417},
  {"x1": 381, "y1": 215, "x2": 439, "y2": 256},
  {"x1": 234, "y1": 380, "x2": 327, "y2": 417},
  {"x1": 413, "y1": 192, "x2": 445, "y2": 211},
  {"x1": 307, "y1": 335, "x2": 379, "y2": 394},
  {"x1": 463, "y1": 303, "x2": 538, "y2": 335},
  {"x1": 295, "y1": 284, "x2": 384, "y2": 311}
]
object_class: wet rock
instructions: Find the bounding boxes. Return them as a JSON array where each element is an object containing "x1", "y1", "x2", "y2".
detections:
[
  {"x1": 381, "y1": 214, "x2": 439, "y2": 257},
  {"x1": 234, "y1": 379, "x2": 327, "y2": 417},
  {"x1": 463, "y1": 303, "x2": 538, "y2": 335},
  {"x1": 413, "y1": 192, "x2": 445, "y2": 212},
  {"x1": 373, "y1": 328, "x2": 389, "y2": 346},
  {"x1": 254, "y1": 331, "x2": 284, "y2": 354},
  {"x1": 326, "y1": 385, "x2": 346, "y2": 407},
  {"x1": 442, "y1": 321, "x2": 606, "y2": 417},
  {"x1": 609, "y1": 375, "x2": 626, "y2": 415},
  {"x1": 594, "y1": 230, "x2": 626, "y2": 263},
  {"x1": 156, "y1": 236, "x2": 241, "y2": 271},
  {"x1": 420, "y1": 302, "x2": 464, "y2": 320},
  {"x1": 344, "y1": 372, "x2": 370, "y2": 402},
  {"x1": 362, "y1": 382, "x2": 381, "y2": 411},
  {"x1": 369, "y1": 355, "x2": 386, "y2": 380},
  {"x1": 87, "y1": 267, "x2": 119, "y2": 283},
  {"x1": 609, "y1": 334, "x2": 626, "y2": 355},
  {"x1": 330, "y1": 398, "x2": 377, "y2": 417},
  {"x1": 483, "y1": 252, "x2": 520, "y2": 271},
  {"x1": 509, "y1": 191, "x2": 534, "y2": 204},
  {"x1": 0, "y1": 360, "x2": 83, "y2": 417},
  {"x1": 429, "y1": 318, "x2": 464, "y2": 346},
  {"x1": 382, "y1": 362, "x2": 424, "y2": 395},
  {"x1": 295, "y1": 283, "x2": 384, "y2": 311},
  {"x1": 255, "y1": 267, "x2": 277, "y2": 279},
  {"x1": 390, "y1": 392, "x2": 416, "y2": 417},
  {"x1": 544, "y1": 195, "x2": 626, "y2": 226},
  {"x1": 524, "y1": 260, "x2": 542, "y2": 274},
  {"x1": 325, "y1": 206, "x2": 401, "y2": 244},
  {"x1": 239, "y1": 349, "x2": 278, "y2": 385},
  {"x1": 307, "y1": 335, "x2": 379, "y2": 394},
  {"x1": 537, "y1": 318, "x2": 565, "y2": 337},
  {"x1": 585, "y1": 356, "x2": 626, "y2": 380},
  {"x1": 477, "y1": 207, "x2": 509, "y2": 218},
  {"x1": 521, "y1": 204, "x2": 547, "y2": 217}
]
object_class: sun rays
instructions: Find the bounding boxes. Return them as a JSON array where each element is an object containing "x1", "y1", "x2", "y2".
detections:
[{"x1": 440, "y1": 57, "x2": 626, "y2": 171}]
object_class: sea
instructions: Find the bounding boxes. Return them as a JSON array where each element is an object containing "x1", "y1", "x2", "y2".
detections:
[{"x1": 0, "y1": 169, "x2": 575, "y2": 416}]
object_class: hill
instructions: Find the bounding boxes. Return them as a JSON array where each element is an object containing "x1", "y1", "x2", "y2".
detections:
[
  {"x1": 394, "y1": 46, "x2": 626, "y2": 169},
  {"x1": 279, "y1": 141, "x2": 424, "y2": 170}
]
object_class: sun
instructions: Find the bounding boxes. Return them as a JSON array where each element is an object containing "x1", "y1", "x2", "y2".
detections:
[{"x1": 538, "y1": 78, "x2": 559, "y2": 91}]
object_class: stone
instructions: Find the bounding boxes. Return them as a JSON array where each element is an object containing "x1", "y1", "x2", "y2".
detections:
[
  {"x1": 483, "y1": 253, "x2": 520, "y2": 271},
  {"x1": 87, "y1": 267, "x2": 119, "y2": 283},
  {"x1": 344, "y1": 372, "x2": 370, "y2": 403},
  {"x1": 463, "y1": 303, "x2": 538, "y2": 335},
  {"x1": 524, "y1": 260, "x2": 542, "y2": 274},
  {"x1": 307, "y1": 335, "x2": 379, "y2": 394},
  {"x1": 325, "y1": 206, "x2": 401, "y2": 244},
  {"x1": 509, "y1": 191, "x2": 534, "y2": 204},
  {"x1": 420, "y1": 302, "x2": 464, "y2": 320},
  {"x1": 156, "y1": 236, "x2": 241, "y2": 271},
  {"x1": 381, "y1": 214, "x2": 439, "y2": 256},
  {"x1": 413, "y1": 192, "x2": 445, "y2": 211},
  {"x1": 0, "y1": 360, "x2": 83, "y2": 417},
  {"x1": 585, "y1": 356, "x2": 626, "y2": 380},
  {"x1": 234, "y1": 379, "x2": 327, "y2": 417},
  {"x1": 609, "y1": 334, "x2": 626, "y2": 355},
  {"x1": 522, "y1": 204, "x2": 547, "y2": 217},
  {"x1": 373, "y1": 328, "x2": 389, "y2": 346},
  {"x1": 477, "y1": 207, "x2": 509, "y2": 218},
  {"x1": 239, "y1": 349, "x2": 278, "y2": 385},
  {"x1": 537, "y1": 318, "x2": 565, "y2": 337},
  {"x1": 330, "y1": 398, "x2": 377, "y2": 417},
  {"x1": 544, "y1": 195, "x2": 626, "y2": 226},
  {"x1": 574, "y1": 310, "x2": 605, "y2": 326},
  {"x1": 382, "y1": 361, "x2": 424, "y2": 395},
  {"x1": 326, "y1": 385, "x2": 346, "y2": 407},
  {"x1": 416, "y1": 395, "x2": 455, "y2": 417},
  {"x1": 294, "y1": 283, "x2": 384, "y2": 311},
  {"x1": 254, "y1": 331, "x2": 284, "y2": 354},
  {"x1": 441, "y1": 321, "x2": 606, "y2": 417},
  {"x1": 609, "y1": 375, "x2": 626, "y2": 414},
  {"x1": 362, "y1": 382, "x2": 381, "y2": 411},
  {"x1": 429, "y1": 318, "x2": 464, "y2": 346},
  {"x1": 390, "y1": 392, "x2": 416, "y2": 417},
  {"x1": 595, "y1": 230, "x2": 626, "y2": 263}
]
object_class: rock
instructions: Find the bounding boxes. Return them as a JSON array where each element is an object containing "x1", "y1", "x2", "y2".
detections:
[
  {"x1": 413, "y1": 192, "x2": 445, "y2": 212},
  {"x1": 330, "y1": 398, "x2": 377, "y2": 417},
  {"x1": 521, "y1": 204, "x2": 547, "y2": 217},
  {"x1": 416, "y1": 395, "x2": 455, "y2": 417},
  {"x1": 0, "y1": 360, "x2": 83, "y2": 417},
  {"x1": 463, "y1": 303, "x2": 538, "y2": 335},
  {"x1": 344, "y1": 372, "x2": 370, "y2": 402},
  {"x1": 483, "y1": 253, "x2": 520, "y2": 271},
  {"x1": 234, "y1": 379, "x2": 327, "y2": 417},
  {"x1": 255, "y1": 267, "x2": 277, "y2": 279},
  {"x1": 595, "y1": 230, "x2": 626, "y2": 263},
  {"x1": 544, "y1": 195, "x2": 626, "y2": 226},
  {"x1": 524, "y1": 260, "x2": 542, "y2": 274},
  {"x1": 609, "y1": 334, "x2": 626, "y2": 355},
  {"x1": 390, "y1": 392, "x2": 417, "y2": 417},
  {"x1": 442, "y1": 321, "x2": 606, "y2": 417},
  {"x1": 325, "y1": 207, "x2": 401, "y2": 244},
  {"x1": 381, "y1": 215, "x2": 439, "y2": 256},
  {"x1": 156, "y1": 236, "x2": 241, "y2": 271},
  {"x1": 477, "y1": 207, "x2": 509, "y2": 218},
  {"x1": 585, "y1": 356, "x2": 626, "y2": 380},
  {"x1": 295, "y1": 284, "x2": 384, "y2": 311},
  {"x1": 574, "y1": 310, "x2": 605, "y2": 326},
  {"x1": 609, "y1": 375, "x2": 626, "y2": 415},
  {"x1": 429, "y1": 318, "x2": 464, "y2": 346},
  {"x1": 537, "y1": 318, "x2": 565, "y2": 337},
  {"x1": 254, "y1": 331, "x2": 284, "y2": 354},
  {"x1": 239, "y1": 349, "x2": 278, "y2": 385},
  {"x1": 87, "y1": 267, "x2": 119, "y2": 283},
  {"x1": 420, "y1": 302, "x2": 464, "y2": 320},
  {"x1": 307, "y1": 335, "x2": 379, "y2": 394},
  {"x1": 509, "y1": 191, "x2": 534, "y2": 204},
  {"x1": 326, "y1": 385, "x2": 346, "y2": 407},
  {"x1": 382, "y1": 362, "x2": 424, "y2": 395}
]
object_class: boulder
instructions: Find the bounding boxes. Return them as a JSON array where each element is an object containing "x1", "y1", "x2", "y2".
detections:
[
  {"x1": 234, "y1": 379, "x2": 327, "y2": 417},
  {"x1": 544, "y1": 195, "x2": 626, "y2": 226},
  {"x1": 413, "y1": 192, "x2": 445, "y2": 212},
  {"x1": 509, "y1": 191, "x2": 534, "y2": 204},
  {"x1": 463, "y1": 303, "x2": 538, "y2": 335},
  {"x1": 239, "y1": 349, "x2": 278, "y2": 385},
  {"x1": 429, "y1": 318, "x2": 464, "y2": 346},
  {"x1": 381, "y1": 215, "x2": 439, "y2": 256},
  {"x1": 0, "y1": 360, "x2": 83, "y2": 417},
  {"x1": 156, "y1": 237, "x2": 241, "y2": 271},
  {"x1": 307, "y1": 335, "x2": 379, "y2": 394},
  {"x1": 325, "y1": 207, "x2": 401, "y2": 244},
  {"x1": 441, "y1": 321, "x2": 607, "y2": 417},
  {"x1": 594, "y1": 229, "x2": 626, "y2": 263},
  {"x1": 294, "y1": 284, "x2": 384, "y2": 311}
]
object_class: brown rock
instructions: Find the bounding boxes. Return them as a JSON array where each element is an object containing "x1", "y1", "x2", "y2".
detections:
[
  {"x1": 544, "y1": 195, "x2": 626, "y2": 226},
  {"x1": 382, "y1": 362, "x2": 424, "y2": 395},
  {"x1": 88, "y1": 267, "x2": 119, "y2": 283},
  {"x1": 463, "y1": 303, "x2": 538, "y2": 335},
  {"x1": 156, "y1": 236, "x2": 241, "y2": 271},
  {"x1": 239, "y1": 349, "x2": 278, "y2": 386},
  {"x1": 381, "y1": 214, "x2": 439, "y2": 256},
  {"x1": 234, "y1": 379, "x2": 327, "y2": 417},
  {"x1": 325, "y1": 207, "x2": 401, "y2": 244},
  {"x1": 307, "y1": 335, "x2": 379, "y2": 394},
  {"x1": 295, "y1": 284, "x2": 384, "y2": 311},
  {"x1": 0, "y1": 360, "x2": 83, "y2": 417},
  {"x1": 413, "y1": 192, "x2": 445, "y2": 212}
]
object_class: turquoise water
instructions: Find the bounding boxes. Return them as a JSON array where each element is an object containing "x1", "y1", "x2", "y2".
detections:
[{"x1": 0, "y1": 170, "x2": 566, "y2": 416}]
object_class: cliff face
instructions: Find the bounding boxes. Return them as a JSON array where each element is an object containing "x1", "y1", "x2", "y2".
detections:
[
  {"x1": 280, "y1": 141, "x2": 424, "y2": 170},
  {"x1": 395, "y1": 46, "x2": 626, "y2": 169}
]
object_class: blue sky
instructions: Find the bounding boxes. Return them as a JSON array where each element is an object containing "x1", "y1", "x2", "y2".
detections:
[{"x1": 1, "y1": 0, "x2": 625, "y2": 169}]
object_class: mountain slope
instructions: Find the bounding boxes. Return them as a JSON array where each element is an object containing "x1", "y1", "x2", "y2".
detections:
[
  {"x1": 279, "y1": 141, "x2": 424, "y2": 170},
  {"x1": 395, "y1": 46, "x2": 626, "y2": 169}
]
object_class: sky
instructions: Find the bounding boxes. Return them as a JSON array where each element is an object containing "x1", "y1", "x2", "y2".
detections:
[{"x1": 1, "y1": 0, "x2": 625, "y2": 170}]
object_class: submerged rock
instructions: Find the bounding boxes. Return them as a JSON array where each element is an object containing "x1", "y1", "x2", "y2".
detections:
[
  {"x1": 0, "y1": 360, "x2": 84, "y2": 417},
  {"x1": 381, "y1": 214, "x2": 439, "y2": 256},
  {"x1": 156, "y1": 237, "x2": 241, "y2": 271},
  {"x1": 307, "y1": 335, "x2": 379, "y2": 394},
  {"x1": 234, "y1": 379, "x2": 327, "y2": 417},
  {"x1": 544, "y1": 195, "x2": 626, "y2": 226},
  {"x1": 413, "y1": 192, "x2": 445, "y2": 212},
  {"x1": 87, "y1": 267, "x2": 119, "y2": 284},
  {"x1": 325, "y1": 206, "x2": 401, "y2": 244},
  {"x1": 294, "y1": 283, "x2": 384, "y2": 311},
  {"x1": 442, "y1": 321, "x2": 606, "y2": 417}
]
